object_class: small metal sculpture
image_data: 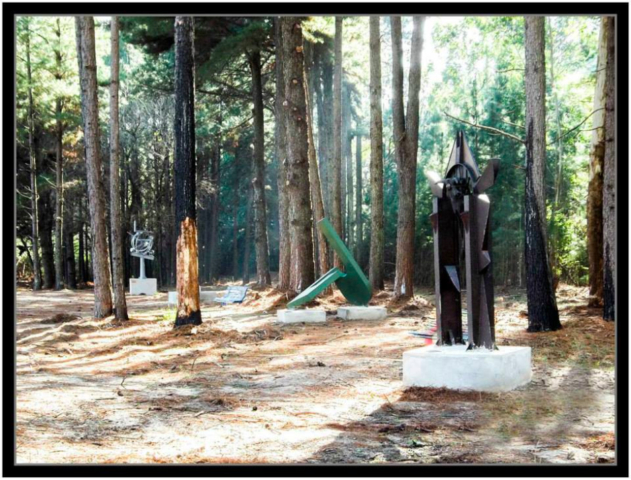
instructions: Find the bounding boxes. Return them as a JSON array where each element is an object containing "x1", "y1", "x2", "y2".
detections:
[
  {"x1": 425, "y1": 131, "x2": 499, "y2": 350},
  {"x1": 130, "y1": 221, "x2": 154, "y2": 280}
]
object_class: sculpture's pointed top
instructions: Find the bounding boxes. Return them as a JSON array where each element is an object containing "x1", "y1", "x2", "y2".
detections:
[{"x1": 445, "y1": 131, "x2": 481, "y2": 178}]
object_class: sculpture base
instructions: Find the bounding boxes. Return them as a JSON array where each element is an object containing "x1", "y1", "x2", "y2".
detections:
[
  {"x1": 337, "y1": 306, "x2": 387, "y2": 321},
  {"x1": 167, "y1": 290, "x2": 220, "y2": 306},
  {"x1": 277, "y1": 309, "x2": 326, "y2": 324},
  {"x1": 129, "y1": 278, "x2": 157, "y2": 296},
  {"x1": 403, "y1": 344, "x2": 532, "y2": 392}
]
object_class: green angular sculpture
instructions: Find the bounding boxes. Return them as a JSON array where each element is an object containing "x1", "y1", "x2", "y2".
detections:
[{"x1": 287, "y1": 218, "x2": 372, "y2": 308}]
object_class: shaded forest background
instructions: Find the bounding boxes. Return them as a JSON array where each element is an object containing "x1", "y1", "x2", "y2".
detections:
[{"x1": 15, "y1": 15, "x2": 603, "y2": 293}]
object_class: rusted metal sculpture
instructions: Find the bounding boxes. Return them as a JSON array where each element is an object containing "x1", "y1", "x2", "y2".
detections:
[{"x1": 426, "y1": 131, "x2": 499, "y2": 350}]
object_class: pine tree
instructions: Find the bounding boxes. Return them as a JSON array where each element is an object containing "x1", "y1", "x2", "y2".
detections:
[{"x1": 173, "y1": 16, "x2": 201, "y2": 326}]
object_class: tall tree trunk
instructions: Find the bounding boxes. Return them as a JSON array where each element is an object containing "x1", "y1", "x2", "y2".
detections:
[
  {"x1": 304, "y1": 62, "x2": 329, "y2": 281},
  {"x1": 355, "y1": 133, "x2": 363, "y2": 262},
  {"x1": 392, "y1": 16, "x2": 424, "y2": 299},
  {"x1": 173, "y1": 16, "x2": 201, "y2": 326},
  {"x1": 274, "y1": 18, "x2": 291, "y2": 290},
  {"x1": 316, "y1": 39, "x2": 335, "y2": 220},
  {"x1": 343, "y1": 84, "x2": 353, "y2": 247},
  {"x1": 331, "y1": 16, "x2": 344, "y2": 267},
  {"x1": 25, "y1": 19, "x2": 42, "y2": 291},
  {"x1": 75, "y1": 16, "x2": 113, "y2": 317},
  {"x1": 248, "y1": 49, "x2": 272, "y2": 286},
  {"x1": 586, "y1": 18, "x2": 607, "y2": 308},
  {"x1": 243, "y1": 184, "x2": 253, "y2": 285},
  {"x1": 78, "y1": 219, "x2": 85, "y2": 284},
  {"x1": 53, "y1": 19, "x2": 64, "y2": 290},
  {"x1": 369, "y1": 16, "x2": 385, "y2": 290},
  {"x1": 109, "y1": 17, "x2": 128, "y2": 320},
  {"x1": 38, "y1": 191, "x2": 56, "y2": 288},
  {"x1": 602, "y1": 16, "x2": 616, "y2": 322},
  {"x1": 209, "y1": 141, "x2": 221, "y2": 283},
  {"x1": 524, "y1": 16, "x2": 561, "y2": 332},
  {"x1": 63, "y1": 205, "x2": 77, "y2": 289},
  {"x1": 281, "y1": 17, "x2": 315, "y2": 292}
]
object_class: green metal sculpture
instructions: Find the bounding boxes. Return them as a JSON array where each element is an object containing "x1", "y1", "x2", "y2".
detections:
[{"x1": 287, "y1": 218, "x2": 372, "y2": 308}]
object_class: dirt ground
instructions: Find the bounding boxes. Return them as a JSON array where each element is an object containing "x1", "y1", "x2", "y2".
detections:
[{"x1": 15, "y1": 283, "x2": 615, "y2": 464}]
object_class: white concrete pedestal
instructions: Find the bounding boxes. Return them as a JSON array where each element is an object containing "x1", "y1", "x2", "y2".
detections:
[
  {"x1": 130, "y1": 278, "x2": 157, "y2": 296},
  {"x1": 277, "y1": 309, "x2": 326, "y2": 324},
  {"x1": 337, "y1": 306, "x2": 387, "y2": 321},
  {"x1": 402, "y1": 344, "x2": 532, "y2": 392},
  {"x1": 167, "y1": 290, "x2": 220, "y2": 306}
]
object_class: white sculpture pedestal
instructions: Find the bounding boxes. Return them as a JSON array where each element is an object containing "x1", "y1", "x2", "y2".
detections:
[
  {"x1": 403, "y1": 344, "x2": 532, "y2": 392},
  {"x1": 277, "y1": 309, "x2": 326, "y2": 324},
  {"x1": 167, "y1": 289, "x2": 220, "y2": 306},
  {"x1": 129, "y1": 278, "x2": 157, "y2": 296},
  {"x1": 337, "y1": 306, "x2": 387, "y2": 321}
]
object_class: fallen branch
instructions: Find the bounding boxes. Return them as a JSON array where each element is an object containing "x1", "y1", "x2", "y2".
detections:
[{"x1": 443, "y1": 112, "x2": 524, "y2": 144}]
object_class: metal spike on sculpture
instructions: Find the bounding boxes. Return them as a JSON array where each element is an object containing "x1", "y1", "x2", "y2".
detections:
[{"x1": 425, "y1": 131, "x2": 500, "y2": 350}]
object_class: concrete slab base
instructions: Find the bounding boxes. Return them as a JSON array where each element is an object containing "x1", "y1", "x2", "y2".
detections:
[
  {"x1": 402, "y1": 344, "x2": 532, "y2": 392},
  {"x1": 277, "y1": 309, "x2": 326, "y2": 324},
  {"x1": 337, "y1": 306, "x2": 387, "y2": 321},
  {"x1": 129, "y1": 278, "x2": 157, "y2": 296},
  {"x1": 167, "y1": 290, "x2": 220, "y2": 306}
]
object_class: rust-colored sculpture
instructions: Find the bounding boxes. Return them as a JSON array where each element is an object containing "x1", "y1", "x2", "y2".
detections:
[{"x1": 426, "y1": 131, "x2": 499, "y2": 350}]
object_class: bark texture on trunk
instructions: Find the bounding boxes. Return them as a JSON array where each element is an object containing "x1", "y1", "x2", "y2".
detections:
[
  {"x1": 25, "y1": 20, "x2": 42, "y2": 291},
  {"x1": 243, "y1": 184, "x2": 253, "y2": 285},
  {"x1": 587, "y1": 18, "x2": 607, "y2": 307},
  {"x1": 369, "y1": 16, "x2": 385, "y2": 290},
  {"x1": 38, "y1": 192, "x2": 55, "y2": 289},
  {"x1": 304, "y1": 64, "x2": 329, "y2": 280},
  {"x1": 524, "y1": 16, "x2": 561, "y2": 332},
  {"x1": 602, "y1": 16, "x2": 616, "y2": 322},
  {"x1": 173, "y1": 16, "x2": 201, "y2": 326},
  {"x1": 54, "y1": 19, "x2": 64, "y2": 290},
  {"x1": 109, "y1": 17, "x2": 128, "y2": 320},
  {"x1": 392, "y1": 16, "x2": 424, "y2": 299},
  {"x1": 75, "y1": 16, "x2": 113, "y2": 317},
  {"x1": 281, "y1": 17, "x2": 315, "y2": 292},
  {"x1": 332, "y1": 16, "x2": 343, "y2": 266},
  {"x1": 248, "y1": 49, "x2": 271, "y2": 286},
  {"x1": 274, "y1": 18, "x2": 291, "y2": 290},
  {"x1": 355, "y1": 134, "x2": 363, "y2": 262}
]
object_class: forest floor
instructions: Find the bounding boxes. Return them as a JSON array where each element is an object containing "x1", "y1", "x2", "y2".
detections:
[{"x1": 15, "y1": 283, "x2": 615, "y2": 465}]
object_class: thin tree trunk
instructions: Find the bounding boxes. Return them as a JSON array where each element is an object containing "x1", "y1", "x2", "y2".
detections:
[
  {"x1": 274, "y1": 18, "x2": 291, "y2": 290},
  {"x1": 75, "y1": 16, "x2": 113, "y2": 317},
  {"x1": 355, "y1": 134, "x2": 363, "y2": 262},
  {"x1": 343, "y1": 85, "x2": 353, "y2": 247},
  {"x1": 602, "y1": 16, "x2": 616, "y2": 322},
  {"x1": 281, "y1": 17, "x2": 315, "y2": 292},
  {"x1": 25, "y1": 19, "x2": 42, "y2": 291},
  {"x1": 304, "y1": 62, "x2": 329, "y2": 281},
  {"x1": 369, "y1": 16, "x2": 385, "y2": 290},
  {"x1": 53, "y1": 19, "x2": 64, "y2": 290},
  {"x1": 243, "y1": 184, "x2": 253, "y2": 285},
  {"x1": 38, "y1": 191, "x2": 56, "y2": 289},
  {"x1": 392, "y1": 16, "x2": 424, "y2": 299},
  {"x1": 173, "y1": 16, "x2": 201, "y2": 326},
  {"x1": 248, "y1": 49, "x2": 272, "y2": 286},
  {"x1": 78, "y1": 219, "x2": 85, "y2": 284},
  {"x1": 209, "y1": 141, "x2": 221, "y2": 283},
  {"x1": 331, "y1": 16, "x2": 344, "y2": 266},
  {"x1": 109, "y1": 17, "x2": 128, "y2": 320},
  {"x1": 64, "y1": 211, "x2": 77, "y2": 289},
  {"x1": 524, "y1": 16, "x2": 560, "y2": 332},
  {"x1": 587, "y1": 18, "x2": 607, "y2": 307}
]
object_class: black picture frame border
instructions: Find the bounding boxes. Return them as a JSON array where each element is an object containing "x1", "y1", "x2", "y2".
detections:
[{"x1": 3, "y1": 2, "x2": 628, "y2": 477}]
